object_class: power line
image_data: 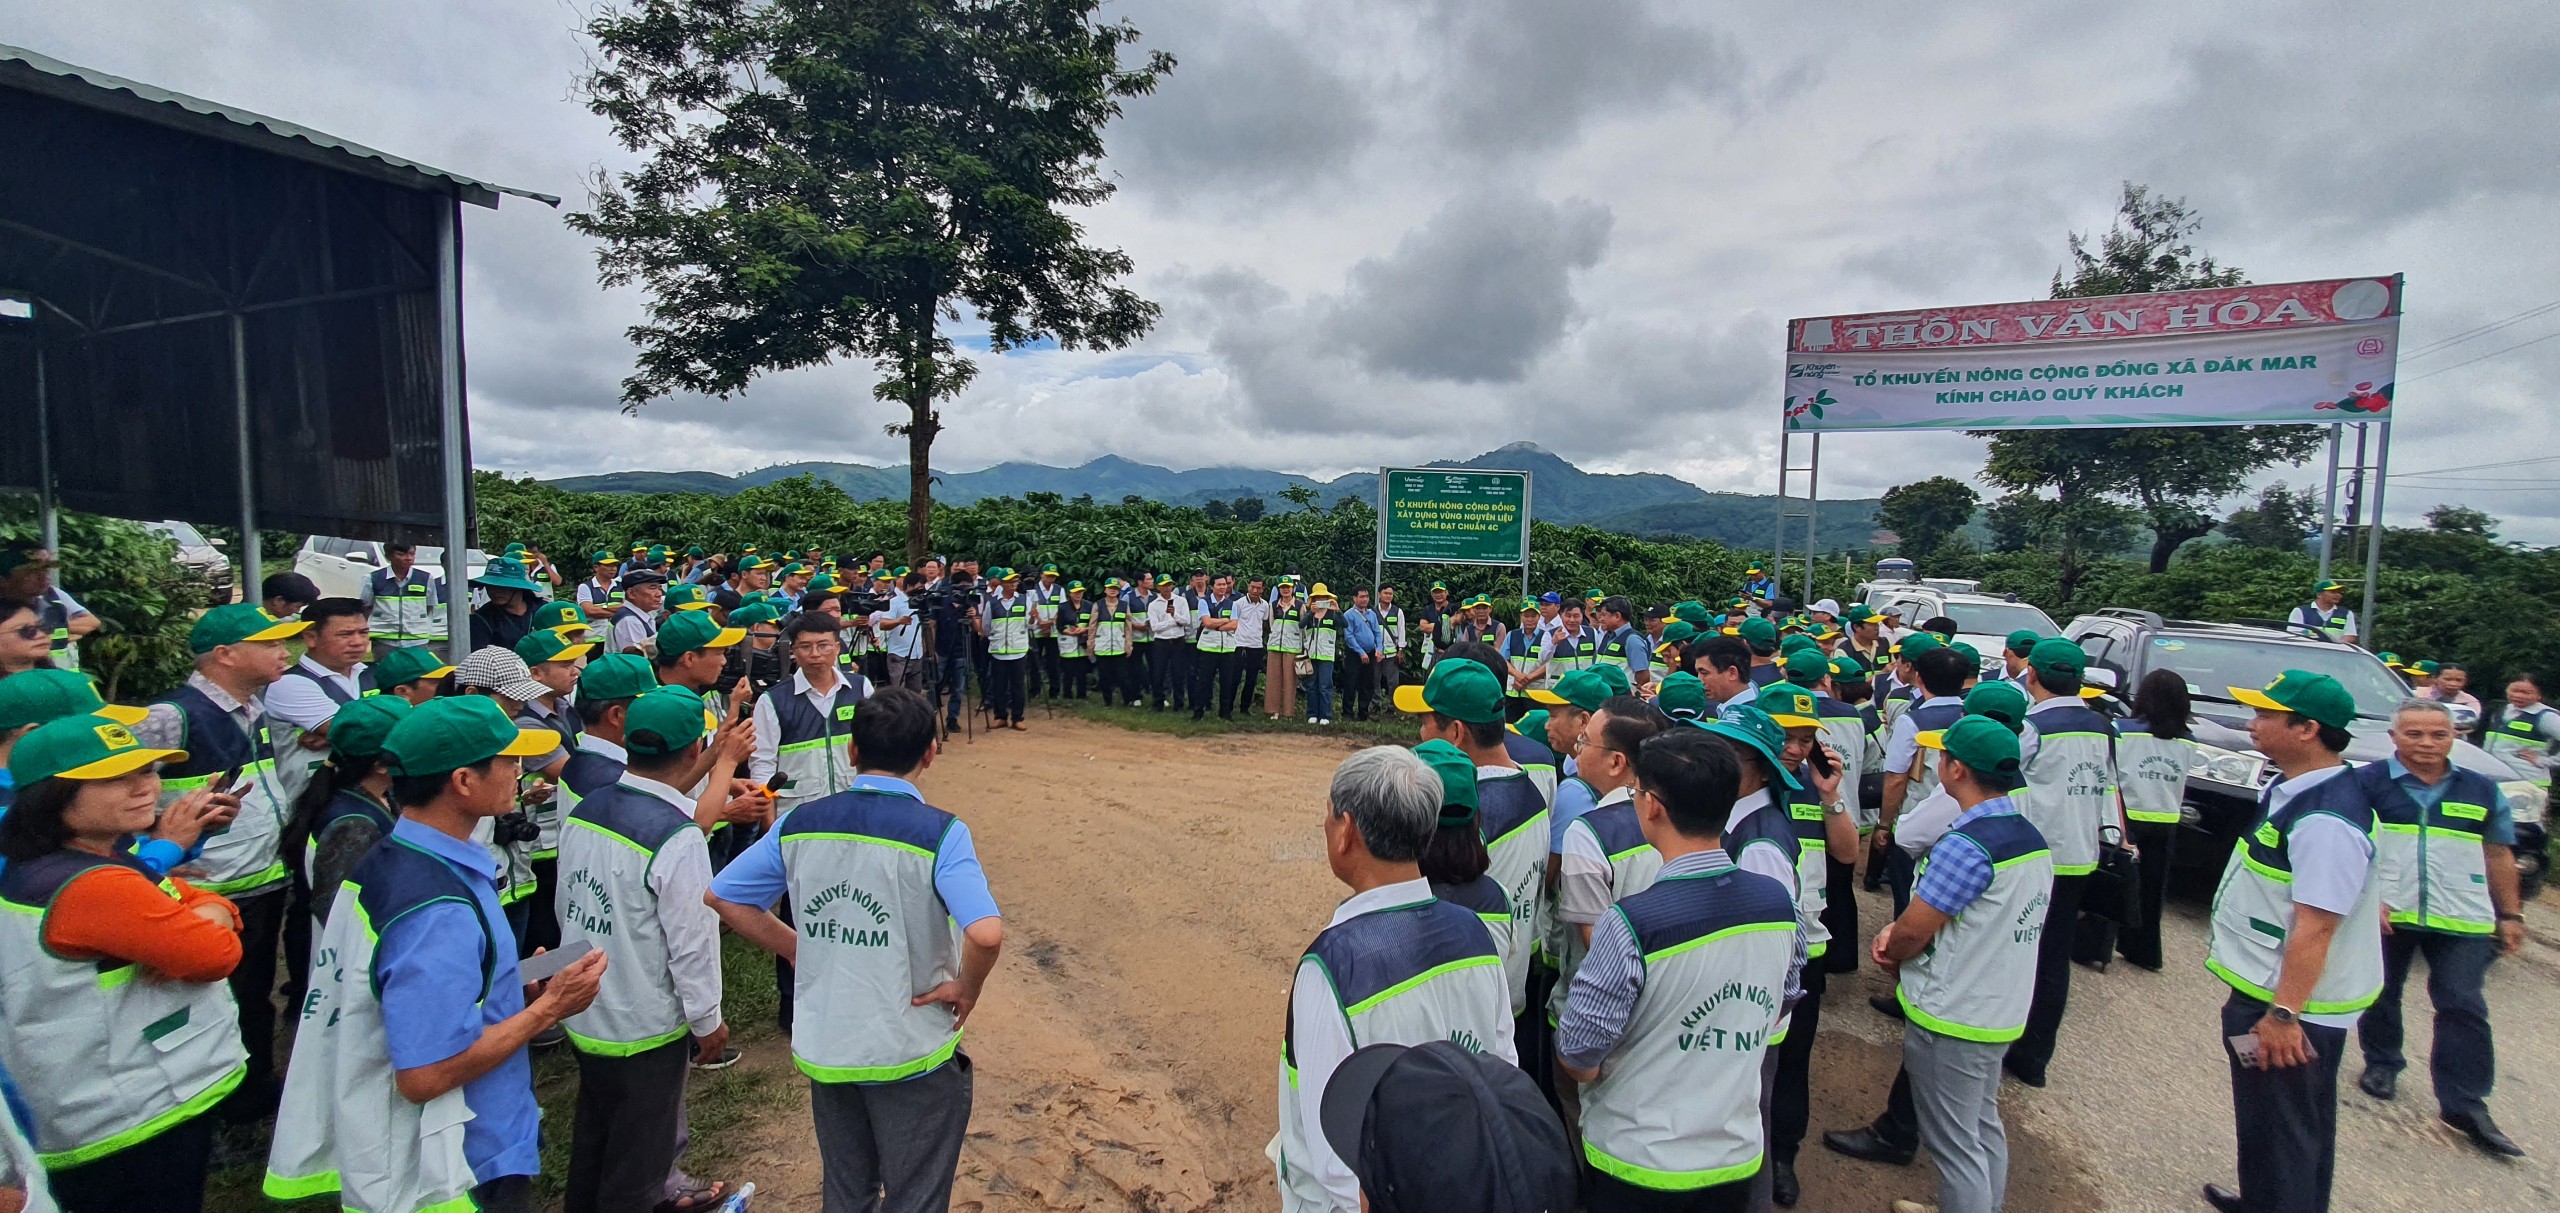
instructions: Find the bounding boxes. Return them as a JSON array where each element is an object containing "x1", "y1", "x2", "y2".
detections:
[
  {"x1": 2389, "y1": 454, "x2": 2560, "y2": 479},
  {"x1": 2402, "y1": 329, "x2": 2560, "y2": 383},
  {"x1": 2402, "y1": 298, "x2": 2560, "y2": 360}
]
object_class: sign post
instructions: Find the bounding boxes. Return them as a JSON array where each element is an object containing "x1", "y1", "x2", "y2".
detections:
[{"x1": 1374, "y1": 467, "x2": 1533, "y2": 607}]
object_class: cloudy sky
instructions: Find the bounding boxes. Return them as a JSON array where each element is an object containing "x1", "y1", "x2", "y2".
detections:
[{"x1": 18, "y1": 2, "x2": 2560, "y2": 537}]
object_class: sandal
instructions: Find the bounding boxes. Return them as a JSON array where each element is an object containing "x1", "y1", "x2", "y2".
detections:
[{"x1": 656, "y1": 1178, "x2": 728, "y2": 1213}]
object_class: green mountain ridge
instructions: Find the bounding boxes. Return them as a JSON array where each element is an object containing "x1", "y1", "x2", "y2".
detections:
[{"x1": 541, "y1": 442, "x2": 1884, "y2": 550}]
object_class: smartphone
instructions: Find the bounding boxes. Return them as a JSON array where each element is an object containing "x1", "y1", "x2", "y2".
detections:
[
  {"x1": 520, "y1": 939, "x2": 596, "y2": 984},
  {"x1": 209, "y1": 764, "x2": 246, "y2": 794}
]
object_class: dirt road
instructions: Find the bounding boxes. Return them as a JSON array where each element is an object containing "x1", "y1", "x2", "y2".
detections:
[{"x1": 712, "y1": 720, "x2": 2557, "y2": 1212}]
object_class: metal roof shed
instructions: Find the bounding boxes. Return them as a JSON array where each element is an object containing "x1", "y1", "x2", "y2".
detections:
[{"x1": 0, "y1": 43, "x2": 556, "y2": 655}]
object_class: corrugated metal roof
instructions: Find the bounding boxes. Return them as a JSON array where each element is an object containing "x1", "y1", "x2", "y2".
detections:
[{"x1": 0, "y1": 42, "x2": 559, "y2": 209}]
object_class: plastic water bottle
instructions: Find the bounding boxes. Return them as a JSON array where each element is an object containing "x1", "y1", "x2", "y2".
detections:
[{"x1": 717, "y1": 1182, "x2": 756, "y2": 1213}]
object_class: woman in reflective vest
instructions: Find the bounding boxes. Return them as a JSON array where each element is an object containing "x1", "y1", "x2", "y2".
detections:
[
  {"x1": 2094, "y1": 670, "x2": 2196, "y2": 971},
  {"x1": 1303, "y1": 591, "x2": 1342, "y2": 724},
  {"x1": 1262, "y1": 583, "x2": 1302, "y2": 720},
  {"x1": 295, "y1": 696, "x2": 409, "y2": 931},
  {"x1": 0, "y1": 715, "x2": 246, "y2": 1210},
  {"x1": 1089, "y1": 582, "x2": 1133, "y2": 707}
]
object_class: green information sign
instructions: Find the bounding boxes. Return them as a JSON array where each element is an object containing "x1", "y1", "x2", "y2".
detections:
[{"x1": 1378, "y1": 468, "x2": 1531, "y2": 566}]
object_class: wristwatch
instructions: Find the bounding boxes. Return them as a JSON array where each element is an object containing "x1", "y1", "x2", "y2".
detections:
[
  {"x1": 2497, "y1": 912, "x2": 2526, "y2": 923},
  {"x1": 2266, "y1": 1004, "x2": 2300, "y2": 1026}
]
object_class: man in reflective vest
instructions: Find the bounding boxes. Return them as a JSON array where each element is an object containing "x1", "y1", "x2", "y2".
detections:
[
  {"x1": 558, "y1": 688, "x2": 731, "y2": 1212},
  {"x1": 1559, "y1": 725, "x2": 1803, "y2": 1212},
  {"x1": 2287, "y1": 579, "x2": 2359, "y2": 645},
  {"x1": 978, "y1": 569, "x2": 1032, "y2": 730},
  {"x1": 362, "y1": 542, "x2": 448, "y2": 654},
  {"x1": 751, "y1": 612, "x2": 871, "y2": 813},
  {"x1": 711, "y1": 689, "x2": 1003, "y2": 1213},
  {"x1": 2484, "y1": 673, "x2": 2560, "y2": 787},
  {"x1": 1398, "y1": 660, "x2": 1547, "y2": 1053},
  {"x1": 2354, "y1": 698, "x2": 2526, "y2": 1157},
  {"x1": 1270, "y1": 745, "x2": 1513, "y2": 1212},
  {"x1": 131, "y1": 603, "x2": 310, "y2": 1120},
  {"x1": 2202, "y1": 672, "x2": 2385, "y2": 1213},
  {"x1": 2003, "y1": 638, "x2": 2122, "y2": 1089},
  {"x1": 1591, "y1": 596, "x2": 1654, "y2": 696}
]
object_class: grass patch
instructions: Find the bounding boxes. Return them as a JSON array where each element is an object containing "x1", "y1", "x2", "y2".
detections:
[{"x1": 206, "y1": 930, "x2": 792, "y2": 1212}]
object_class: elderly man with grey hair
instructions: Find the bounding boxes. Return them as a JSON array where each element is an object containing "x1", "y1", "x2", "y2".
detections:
[
  {"x1": 2356, "y1": 696, "x2": 2528, "y2": 1158},
  {"x1": 1271, "y1": 746, "x2": 1519, "y2": 1213}
]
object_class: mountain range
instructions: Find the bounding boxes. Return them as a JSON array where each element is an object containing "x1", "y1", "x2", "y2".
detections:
[{"x1": 543, "y1": 442, "x2": 1886, "y2": 550}]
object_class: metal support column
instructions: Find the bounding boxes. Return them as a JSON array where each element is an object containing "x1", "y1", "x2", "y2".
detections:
[
  {"x1": 2315, "y1": 425, "x2": 2340, "y2": 584},
  {"x1": 1771, "y1": 430, "x2": 1791, "y2": 582},
  {"x1": 1802, "y1": 434, "x2": 1821, "y2": 604},
  {"x1": 1774, "y1": 430, "x2": 1819, "y2": 606},
  {"x1": 2358, "y1": 422, "x2": 2391, "y2": 649},
  {"x1": 33, "y1": 349, "x2": 57, "y2": 568},
  {"x1": 230, "y1": 313, "x2": 261, "y2": 594},
  {"x1": 435, "y1": 200, "x2": 472, "y2": 661}
]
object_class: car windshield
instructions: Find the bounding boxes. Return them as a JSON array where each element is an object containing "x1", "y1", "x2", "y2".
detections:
[
  {"x1": 150, "y1": 521, "x2": 209, "y2": 547},
  {"x1": 414, "y1": 546, "x2": 489, "y2": 566},
  {"x1": 2141, "y1": 633, "x2": 2407, "y2": 720},
  {"x1": 1936, "y1": 601, "x2": 2057, "y2": 636}
]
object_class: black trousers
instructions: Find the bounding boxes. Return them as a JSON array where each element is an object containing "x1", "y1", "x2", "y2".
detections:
[
  {"x1": 1347, "y1": 656, "x2": 1378, "y2": 719},
  {"x1": 1585, "y1": 1165, "x2": 1753, "y2": 1212},
  {"x1": 1094, "y1": 653, "x2": 1129, "y2": 704},
  {"x1": 2359, "y1": 928, "x2": 2499, "y2": 1119},
  {"x1": 1191, "y1": 647, "x2": 1238, "y2": 718},
  {"x1": 282, "y1": 862, "x2": 313, "y2": 1004},
  {"x1": 2224, "y1": 991, "x2": 2348, "y2": 1213},
  {"x1": 566, "y1": 1038, "x2": 690, "y2": 1213},
  {"x1": 1237, "y1": 646, "x2": 1265, "y2": 708},
  {"x1": 1771, "y1": 963, "x2": 1827, "y2": 1163},
  {"x1": 1030, "y1": 636, "x2": 1061, "y2": 698},
  {"x1": 2077, "y1": 820, "x2": 2175, "y2": 970},
  {"x1": 1147, "y1": 642, "x2": 1180, "y2": 709},
  {"x1": 1169, "y1": 640, "x2": 1195, "y2": 709},
  {"x1": 985, "y1": 658, "x2": 1026, "y2": 723},
  {"x1": 1875, "y1": 1061, "x2": 1919, "y2": 1151},
  {"x1": 523, "y1": 856, "x2": 562, "y2": 956},
  {"x1": 2007, "y1": 872, "x2": 2088, "y2": 1075},
  {"x1": 1060, "y1": 654, "x2": 1091, "y2": 698},
  {"x1": 225, "y1": 884, "x2": 288, "y2": 1117},
  {"x1": 1821, "y1": 855, "x2": 1860, "y2": 974},
  {"x1": 48, "y1": 1107, "x2": 216, "y2": 1213},
  {"x1": 1886, "y1": 844, "x2": 1917, "y2": 918}
]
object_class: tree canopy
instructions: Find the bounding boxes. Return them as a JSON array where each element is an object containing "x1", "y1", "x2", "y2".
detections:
[{"x1": 572, "y1": 0, "x2": 1174, "y2": 560}]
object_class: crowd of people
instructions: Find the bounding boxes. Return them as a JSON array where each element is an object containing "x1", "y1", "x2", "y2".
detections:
[{"x1": 0, "y1": 532, "x2": 2549, "y2": 1213}]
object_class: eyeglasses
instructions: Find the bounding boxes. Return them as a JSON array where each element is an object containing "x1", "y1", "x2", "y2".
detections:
[
  {"x1": 791, "y1": 640, "x2": 841, "y2": 654},
  {"x1": 6, "y1": 625, "x2": 44, "y2": 641}
]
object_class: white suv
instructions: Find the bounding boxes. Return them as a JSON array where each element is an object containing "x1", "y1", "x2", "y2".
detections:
[
  {"x1": 1862, "y1": 586, "x2": 2059, "y2": 678},
  {"x1": 295, "y1": 536, "x2": 488, "y2": 601}
]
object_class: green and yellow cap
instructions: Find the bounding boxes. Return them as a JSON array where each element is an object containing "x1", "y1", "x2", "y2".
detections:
[
  {"x1": 373, "y1": 646, "x2": 455, "y2": 689},
  {"x1": 728, "y1": 603, "x2": 783, "y2": 628},
  {"x1": 1737, "y1": 617, "x2": 1778, "y2": 646},
  {"x1": 736, "y1": 555, "x2": 774, "y2": 572},
  {"x1": 658, "y1": 610, "x2": 745, "y2": 658},
  {"x1": 665, "y1": 584, "x2": 714, "y2": 611},
  {"x1": 1895, "y1": 632, "x2": 1943, "y2": 658},
  {"x1": 1917, "y1": 716, "x2": 2025, "y2": 789},
  {"x1": 325, "y1": 695, "x2": 412, "y2": 760},
  {"x1": 577, "y1": 653, "x2": 659, "y2": 702},
  {"x1": 1655, "y1": 671, "x2": 1709, "y2": 720},
  {"x1": 2314, "y1": 579, "x2": 2346, "y2": 595},
  {"x1": 380, "y1": 696, "x2": 552, "y2": 777},
  {"x1": 1696, "y1": 705, "x2": 1801, "y2": 789},
  {"x1": 2005, "y1": 629, "x2": 2043, "y2": 657},
  {"x1": 592, "y1": 550, "x2": 621, "y2": 566},
  {"x1": 1067, "y1": 580, "x2": 1086, "y2": 592},
  {"x1": 2229, "y1": 670, "x2": 2356, "y2": 730},
  {"x1": 0, "y1": 669, "x2": 147, "y2": 732},
  {"x1": 530, "y1": 600, "x2": 587, "y2": 634},
  {"x1": 189, "y1": 604, "x2": 310, "y2": 654},
  {"x1": 1395, "y1": 659, "x2": 1505, "y2": 724},
  {"x1": 1828, "y1": 654, "x2": 1868, "y2": 679},
  {"x1": 1762, "y1": 687, "x2": 1822, "y2": 729},
  {"x1": 1588, "y1": 663, "x2": 1632, "y2": 699},
  {"x1": 9, "y1": 713, "x2": 186, "y2": 785},
  {"x1": 1412, "y1": 738, "x2": 1480, "y2": 825},
  {"x1": 1660, "y1": 621, "x2": 1698, "y2": 645},
  {"x1": 1961, "y1": 680, "x2": 2029, "y2": 734},
  {"x1": 625, "y1": 686, "x2": 711, "y2": 757},
  {"x1": 1781, "y1": 647, "x2": 1831, "y2": 686},
  {"x1": 1530, "y1": 668, "x2": 1613, "y2": 712},
  {"x1": 514, "y1": 629, "x2": 595, "y2": 667}
]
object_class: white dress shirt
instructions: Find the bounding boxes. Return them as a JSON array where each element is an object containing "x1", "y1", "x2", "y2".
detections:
[
  {"x1": 265, "y1": 655, "x2": 370, "y2": 730},
  {"x1": 1145, "y1": 594, "x2": 1190, "y2": 641}
]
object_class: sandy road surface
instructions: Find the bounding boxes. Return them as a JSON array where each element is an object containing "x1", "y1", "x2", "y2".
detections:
[{"x1": 712, "y1": 720, "x2": 2559, "y2": 1212}]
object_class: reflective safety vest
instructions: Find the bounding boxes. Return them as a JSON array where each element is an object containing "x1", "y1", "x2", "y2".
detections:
[
  {"x1": 765, "y1": 676, "x2": 866, "y2": 810},
  {"x1": 1722, "y1": 794, "x2": 1814, "y2": 1040},
  {"x1": 0, "y1": 851, "x2": 245, "y2": 1171},
  {"x1": 1579, "y1": 863, "x2": 1798, "y2": 1193},
  {"x1": 1550, "y1": 796, "x2": 1657, "y2": 1027},
  {"x1": 272, "y1": 661, "x2": 377, "y2": 809},
  {"x1": 1196, "y1": 598, "x2": 1238, "y2": 655},
  {"x1": 1088, "y1": 603, "x2": 1130, "y2": 657},
  {"x1": 516, "y1": 704, "x2": 579, "y2": 864},
  {"x1": 2485, "y1": 704, "x2": 2559, "y2": 788},
  {"x1": 2290, "y1": 603, "x2": 2354, "y2": 642},
  {"x1": 1594, "y1": 624, "x2": 1640, "y2": 671},
  {"x1": 1304, "y1": 613, "x2": 1340, "y2": 662},
  {"x1": 1027, "y1": 584, "x2": 1063, "y2": 634},
  {"x1": 985, "y1": 597, "x2": 1032, "y2": 658},
  {"x1": 1816, "y1": 696, "x2": 1872, "y2": 831},
  {"x1": 1782, "y1": 775, "x2": 1835, "y2": 958},
  {"x1": 2015, "y1": 703, "x2": 2118, "y2": 876},
  {"x1": 1502, "y1": 630, "x2": 1538, "y2": 699},
  {"x1": 1124, "y1": 590, "x2": 1153, "y2": 646},
  {"x1": 1433, "y1": 875, "x2": 1514, "y2": 958},
  {"x1": 1479, "y1": 771, "x2": 1549, "y2": 1013},
  {"x1": 777, "y1": 789, "x2": 967, "y2": 1083},
  {"x1": 156, "y1": 684, "x2": 292, "y2": 895},
  {"x1": 305, "y1": 788, "x2": 397, "y2": 917},
  {"x1": 1055, "y1": 602, "x2": 1090, "y2": 658},
  {"x1": 1544, "y1": 627, "x2": 1598, "y2": 687},
  {"x1": 1899, "y1": 807, "x2": 2053, "y2": 1042},
  {"x1": 2117, "y1": 725, "x2": 2194, "y2": 825},
  {"x1": 558, "y1": 785, "x2": 705, "y2": 1053},
  {"x1": 1267, "y1": 605, "x2": 1303, "y2": 655},
  {"x1": 266, "y1": 840, "x2": 495, "y2": 1210},
  {"x1": 608, "y1": 604, "x2": 657, "y2": 651},
  {"x1": 365, "y1": 567, "x2": 446, "y2": 643},
  {"x1": 1378, "y1": 608, "x2": 1406, "y2": 656},
  {"x1": 1272, "y1": 897, "x2": 1513, "y2": 1210},
  {"x1": 2207, "y1": 770, "x2": 2386, "y2": 1015},
  {"x1": 1899, "y1": 699, "x2": 1966, "y2": 808},
  {"x1": 2360, "y1": 761, "x2": 2503, "y2": 935},
  {"x1": 1502, "y1": 730, "x2": 1559, "y2": 805},
  {"x1": 39, "y1": 591, "x2": 74, "y2": 673}
]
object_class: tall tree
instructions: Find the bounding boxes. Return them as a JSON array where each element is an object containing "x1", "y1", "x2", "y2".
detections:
[
  {"x1": 2426, "y1": 504, "x2": 2497, "y2": 537},
  {"x1": 1973, "y1": 183, "x2": 2320, "y2": 592},
  {"x1": 1876, "y1": 476, "x2": 1980, "y2": 561},
  {"x1": 2220, "y1": 483, "x2": 2319, "y2": 550},
  {"x1": 573, "y1": 0, "x2": 1174, "y2": 560}
]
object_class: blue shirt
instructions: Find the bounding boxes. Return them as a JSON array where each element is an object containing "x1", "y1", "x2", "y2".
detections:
[
  {"x1": 710, "y1": 774, "x2": 1000, "y2": 926},
  {"x1": 376, "y1": 818, "x2": 541, "y2": 1184},
  {"x1": 1549, "y1": 776, "x2": 1599, "y2": 854},
  {"x1": 1911, "y1": 795, "x2": 2018, "y2": 917},
  {"x1": 1342, "y1": 608, "x2": 1382, "y2": 657},
  {"x1": 2385, "y1": 758, "x2": 2515, "y2": 846}
]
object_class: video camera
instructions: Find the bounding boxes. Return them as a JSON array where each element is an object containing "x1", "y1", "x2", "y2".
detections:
[
  {"x1": 840, "y1": 589, "x2": 894, "y2": 618},
  {"x1": 916, "y1": 570, "x2": 983, "y2": 613}
]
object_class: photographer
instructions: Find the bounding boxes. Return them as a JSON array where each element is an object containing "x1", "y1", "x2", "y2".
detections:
[
  {"x1": 925, "y1": 563, "x2": 980, "y2": 732},
  {"x1": 871, "y1": 572, "x2": 928, "y2": 693}
]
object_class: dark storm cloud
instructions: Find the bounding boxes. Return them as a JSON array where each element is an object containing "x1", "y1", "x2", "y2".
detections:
[
  {"x1": 1322, "y1": 191, "x2": 1613, "y2": 383},
  {"x1": 1414, "y1": 0, "x2": 1739, "y2": 155},
  {"x1": 1106, "y1": 5, "x2": 1376, "y2": 204}
]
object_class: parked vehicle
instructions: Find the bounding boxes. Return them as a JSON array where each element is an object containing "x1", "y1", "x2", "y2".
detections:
[
  {"x1": 144, "y1": 520, "x2": 235, "y2": 602},
  {"x1": 1860, "y1": 585, "x2": 2058, "y2": 679},
  {"x1": 294, "y1": 536, "x2": 487, "y2": 601},
  {"x1": 2065, "y1": 608, "x2": 2545, "y2": 897}
]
